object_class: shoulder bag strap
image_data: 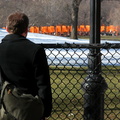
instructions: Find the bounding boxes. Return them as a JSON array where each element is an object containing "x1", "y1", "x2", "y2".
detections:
[{"x1": 0, "y1": 70, "x2": 17, "y2": 120}]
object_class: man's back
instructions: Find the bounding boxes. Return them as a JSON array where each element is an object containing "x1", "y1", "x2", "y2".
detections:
[
  {"x1": 0, "y1": 34, "x2": 52, "y2": 117},
  {"x1": 0, "y1": 34, "x2": 39, "y2": 93}
]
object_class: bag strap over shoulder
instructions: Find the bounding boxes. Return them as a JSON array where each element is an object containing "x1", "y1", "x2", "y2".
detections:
[
  {"x1": 0, "y1": 69, "x2": 17, "y2": 120},
  {"x1": 0, "y1": 81, "x2": 10, "y2": 99},
  {"x1": 0, "y1": 69, "x2": 13, "y2": 99},
  {"x1": 0, "y1": 80, "x2": 17, "y2": 120}
]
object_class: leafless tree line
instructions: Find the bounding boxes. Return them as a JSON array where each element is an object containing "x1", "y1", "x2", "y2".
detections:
[{"x1": 0, "y1": 0, "x2": 120, "y2": 28}]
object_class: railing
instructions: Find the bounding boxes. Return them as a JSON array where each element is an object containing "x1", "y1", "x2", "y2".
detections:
[{"x1": 41, "y1": 43, "x2": 120, "y2": 120}]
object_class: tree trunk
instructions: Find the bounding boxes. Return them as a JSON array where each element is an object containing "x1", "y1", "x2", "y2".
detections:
[{"x1": 71, "y1": 0, "x2": 82, "y2": 39}]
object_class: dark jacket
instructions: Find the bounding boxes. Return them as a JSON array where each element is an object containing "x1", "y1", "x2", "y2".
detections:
[{"x1": 0, "y1": 34, "x2": 52, "y2": 117}]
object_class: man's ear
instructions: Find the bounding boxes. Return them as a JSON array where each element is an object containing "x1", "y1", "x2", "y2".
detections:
[{"x1": 22, "y1": 28, "x2": 28, "y2": 37}]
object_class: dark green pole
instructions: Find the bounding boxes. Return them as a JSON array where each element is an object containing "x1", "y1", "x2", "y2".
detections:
[{"x1": 82, "y1": 0, "x2": 108, "y2": 120}]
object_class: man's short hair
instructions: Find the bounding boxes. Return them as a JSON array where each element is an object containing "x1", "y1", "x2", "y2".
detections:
[{"x1": 6, "y1": 12, "x2": 29, "y2": 35}]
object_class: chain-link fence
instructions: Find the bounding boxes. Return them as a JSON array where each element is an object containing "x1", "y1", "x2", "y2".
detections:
[{"x1": 42, "y1": 43, "x2": 120, "y2": 120}]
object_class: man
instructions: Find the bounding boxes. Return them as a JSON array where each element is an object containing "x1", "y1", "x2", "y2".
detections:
[{"x1": 0, "y1": 12, "x2": 52, "y2": 120}]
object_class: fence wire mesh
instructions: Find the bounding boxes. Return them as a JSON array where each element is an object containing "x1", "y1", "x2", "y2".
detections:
[{"x1": 42, "y1": 43, "x2": 120, "y2": 120}]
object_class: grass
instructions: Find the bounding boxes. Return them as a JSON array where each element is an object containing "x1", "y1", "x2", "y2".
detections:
[
  {"x1": 49, "y1": 66, "x2": 120, "y2": 120},
  {"x1": 78, "y1": 35, "x2": 120, "y2": 41},
  {"x1": 101, "y1": 36, "x2": 120, "y2": 41}
]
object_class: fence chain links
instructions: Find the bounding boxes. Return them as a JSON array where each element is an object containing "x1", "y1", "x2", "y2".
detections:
[{"x1": 42, "y1": 43, "x2": 120, "y2": 120}]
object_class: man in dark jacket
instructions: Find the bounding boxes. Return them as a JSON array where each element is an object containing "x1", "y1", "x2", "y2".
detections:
[{"x1": 0, "y1": 12, "x2": 52, "y2": 120}]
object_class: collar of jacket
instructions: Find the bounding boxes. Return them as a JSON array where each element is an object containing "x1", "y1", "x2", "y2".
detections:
[{"x1": 2, "y1": 34, "x2": 27, "y2": 43}]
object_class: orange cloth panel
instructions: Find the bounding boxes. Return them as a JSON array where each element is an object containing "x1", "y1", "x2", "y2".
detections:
[
  {"x1": 101, "y1": 26, "x2": 105, "y2": 32},
  {"x1": 48, "y1": 26, "x2": 55, "y2": 33},
  {"x1": 62, "y1": 25, "x2": 68, "y2": 33},
  {"x1": 29, "y1": 26, "x2": 35, "y2": 33},
  {"x1": 79, "y1": 25, "x2": 85, "y2": 32},
  {"x1": 56, "y1": 26, "x2": 62, "y2": 33},
  {"x1": 41, "y1": 26, "x2": 48, "y2": 34}
]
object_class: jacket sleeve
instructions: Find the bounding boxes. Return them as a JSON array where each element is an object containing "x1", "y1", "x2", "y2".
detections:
[{"x1": 33, "y1": 46, "x2": 52, "y2": 117}]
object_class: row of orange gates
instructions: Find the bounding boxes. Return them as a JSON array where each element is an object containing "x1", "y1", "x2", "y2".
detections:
[
  {"x1": 2, "y1": 25, "x2": 120, "y2": 35},
  {"x1": 29, "y1": 25, "x2": 120, "y2": 35}
]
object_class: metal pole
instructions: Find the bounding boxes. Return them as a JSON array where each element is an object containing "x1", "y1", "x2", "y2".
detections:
[{"x1": 82, "y1": 0, "x2": 108, "y2": 120}]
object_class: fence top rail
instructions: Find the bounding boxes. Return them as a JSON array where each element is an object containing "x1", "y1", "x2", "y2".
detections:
[{"x1": 40, "y1": 42, "x2": 120, "y2": 49}]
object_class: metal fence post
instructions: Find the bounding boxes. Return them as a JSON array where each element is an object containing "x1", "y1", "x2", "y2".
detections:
[{"x1": 82, "y1": 0, "x2": 108, "y2": 120}]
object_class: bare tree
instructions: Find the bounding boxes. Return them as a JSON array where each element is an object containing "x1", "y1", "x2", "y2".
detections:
[
  {"x1": 107, "y1": 2, "x2": 120, "y2": 26},
  {"x1": 101, "y1": 1, "x2": 120, "y2": 34},
  {"x1": 71, "y1": 0, "x2": 82, "y2": 39},
  {"x1": 78, "y1": 0, "x2": 90, "y2": 25},
  {"x1": 0, "y1": 0, "x2": 120, "y2": 30}
]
